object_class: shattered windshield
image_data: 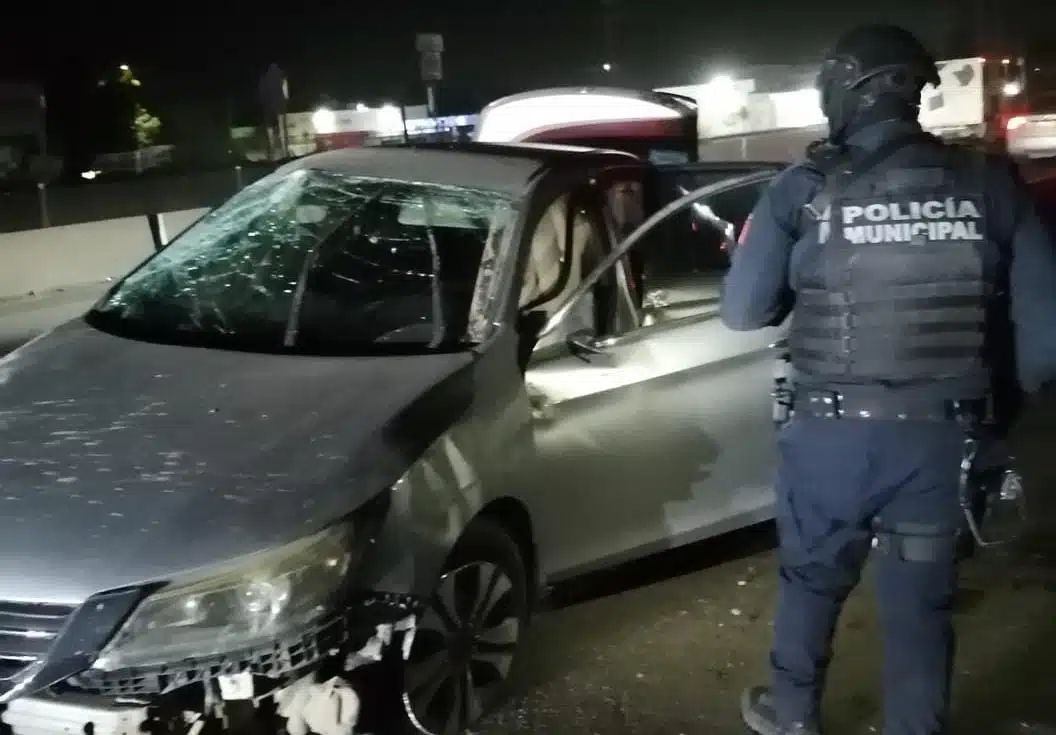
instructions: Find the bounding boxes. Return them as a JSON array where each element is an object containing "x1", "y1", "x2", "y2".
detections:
[{"x1": 88, "y1": 169, "x2": 514, "y2": 354}]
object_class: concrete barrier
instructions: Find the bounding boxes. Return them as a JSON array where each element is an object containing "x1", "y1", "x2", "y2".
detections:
[
  {"x1": 0, "y1": 208, "x2": 209, "y2": 301},
  {"x1": 0, "y1": 164, "x2": 274, "y2": 234}
]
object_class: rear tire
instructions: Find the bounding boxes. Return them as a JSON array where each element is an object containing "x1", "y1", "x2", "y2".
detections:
[{"x1": 402, "y1": 518, "x2": 529, "y2": 735}]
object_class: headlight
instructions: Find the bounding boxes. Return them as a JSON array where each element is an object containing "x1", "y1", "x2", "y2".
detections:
[{"x1": 92, "y1": 525, "x2": 352, "y2": 671}]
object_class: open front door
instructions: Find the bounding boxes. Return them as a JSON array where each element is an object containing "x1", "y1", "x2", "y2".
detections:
[{"x1": 524, "y1": 171, "x2": 786, "y2": 582}]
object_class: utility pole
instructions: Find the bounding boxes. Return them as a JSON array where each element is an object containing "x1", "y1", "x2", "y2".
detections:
[
  {"x1": 416, "y1": 33, "x2": 443, "y2": 118},
  {"x1": 257, "y1": 64, "x2": 289, "y2": 160},
  {"x1": 37, "y1": 92, "x2": 48, "y2": 228}
]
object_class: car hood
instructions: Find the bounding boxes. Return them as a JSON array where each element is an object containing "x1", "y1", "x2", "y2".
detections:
[{"x1": 0, "y1": 320, "x2": 475, "y2": 605}]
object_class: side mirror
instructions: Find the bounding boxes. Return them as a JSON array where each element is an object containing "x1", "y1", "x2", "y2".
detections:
[
  {"x1": 642, "y1": 289, "x2": 668, "y2": 309},
  {"x1": 566, "y1": 328, "x2": 611, "y2": 363}
]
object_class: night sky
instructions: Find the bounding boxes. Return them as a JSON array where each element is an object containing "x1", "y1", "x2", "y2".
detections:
[{"x1": 0, "y1": 0, "x2": 1039, "y2": 142}]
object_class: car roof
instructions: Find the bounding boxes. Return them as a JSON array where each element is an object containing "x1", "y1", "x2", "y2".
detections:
[
  {"x1": 480, "y1": 86, "x2": 699, "y2": 115},
  {"x1": 279, "y1": 142, "x2": 641, "y2": 195}
]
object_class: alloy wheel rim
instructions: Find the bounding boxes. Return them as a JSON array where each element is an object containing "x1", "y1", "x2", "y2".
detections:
[{"x1": 404, "y1": 561, "x2": 521, "y2": 735}]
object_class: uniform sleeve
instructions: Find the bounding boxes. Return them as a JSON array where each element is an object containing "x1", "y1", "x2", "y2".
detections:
[
  {"x1": 719, "y1": 166, "x2": 811, "y2": 331},
  {"x1": 999, "y1": 165, "x2": 1056, "y2": 393}
]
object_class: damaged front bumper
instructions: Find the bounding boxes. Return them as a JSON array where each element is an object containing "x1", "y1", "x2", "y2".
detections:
[{"x1": 0, "y1": 593, "x2": 424, "y2": 735}]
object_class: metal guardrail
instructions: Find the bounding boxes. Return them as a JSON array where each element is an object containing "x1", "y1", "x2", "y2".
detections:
[{"x1": 92, "y1": 145, "x2": 175, "y2": 174}]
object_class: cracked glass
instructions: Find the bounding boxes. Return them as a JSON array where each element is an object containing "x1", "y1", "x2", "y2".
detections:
[{"x1": 88, "y1": 169, "x2": 515, "y2": 354}]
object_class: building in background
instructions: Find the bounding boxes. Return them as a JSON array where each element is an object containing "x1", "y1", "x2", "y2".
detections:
[
  {"x1": 230, "y1": 103, "x2": 477, "y2": 160},
  {"x1": 656, "y1": 56, "x2": 1014, "y2": 143}
]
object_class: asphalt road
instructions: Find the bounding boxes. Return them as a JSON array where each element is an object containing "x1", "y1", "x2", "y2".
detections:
[{"x1": 2, "y1": 289, "x2": 1055, "y2": 735}]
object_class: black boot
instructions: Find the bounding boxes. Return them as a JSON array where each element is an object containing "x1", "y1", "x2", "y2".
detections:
[{"x1": 741, "y1": 686, "x2": 821, "y2": 735}]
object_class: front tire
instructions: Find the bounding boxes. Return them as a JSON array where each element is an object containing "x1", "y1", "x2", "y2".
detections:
[{"x1": 403, "y1": 518, "x2": 529, "y2": 735}]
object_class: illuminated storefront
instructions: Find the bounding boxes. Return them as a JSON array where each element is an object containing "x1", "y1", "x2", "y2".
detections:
[{"x1": 311, "y1": 105, "x2": 477, "y2": 150}]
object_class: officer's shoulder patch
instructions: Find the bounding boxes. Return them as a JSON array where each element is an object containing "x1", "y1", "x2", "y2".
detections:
[
  {"x1": 804, "y1": 140, "x2": 852, "y2": 173},
  {"x1": 785, "y1": 161, "x2": 826, "y2": 186}
]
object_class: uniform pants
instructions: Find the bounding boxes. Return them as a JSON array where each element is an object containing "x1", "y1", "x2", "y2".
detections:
[{"x1": 770, "y1": 416, "x2": 965, "y2": 735}]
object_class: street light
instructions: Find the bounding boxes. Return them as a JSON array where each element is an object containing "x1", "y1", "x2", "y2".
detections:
[
  {"x1": 703, "y1": 73, "x2": 744, "y2": 122},
  {"x1": 378, "y1": 104, "x2": 404, "y2": 136},
  {"x1": 311, "y1": 107, "x2": 337, "y2": 134},
  {"x1": 708, "y1": 73, "x2": 734, "y2": 89}
]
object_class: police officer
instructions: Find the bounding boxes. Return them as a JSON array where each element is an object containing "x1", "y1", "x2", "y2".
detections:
[{"x1": 720, "y1": 24, "x2": 1056, "y2": 735}]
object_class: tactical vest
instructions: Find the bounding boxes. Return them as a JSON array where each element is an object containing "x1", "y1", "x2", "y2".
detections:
[{"x1": 789, "y1": 140, "x2": 995, "y2": 387}]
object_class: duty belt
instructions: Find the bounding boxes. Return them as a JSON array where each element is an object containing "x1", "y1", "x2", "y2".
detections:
[{"x1": 794, "y1": 389, "x2": 989, "y2": 422}]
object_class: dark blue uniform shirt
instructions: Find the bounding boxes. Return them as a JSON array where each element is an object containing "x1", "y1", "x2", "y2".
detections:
[{"x1": 720, "y1": 120, "x2": 1056, "y2": 394}]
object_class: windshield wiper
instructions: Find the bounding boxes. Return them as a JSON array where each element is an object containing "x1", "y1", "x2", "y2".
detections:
[{"x1": 283, "y1": 249, "x2": 320, "y2": 348}]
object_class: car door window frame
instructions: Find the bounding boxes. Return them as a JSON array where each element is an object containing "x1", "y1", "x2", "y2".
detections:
[
  {"x1": 527, "y1": 189, "x2": 628, "y2": 358},
  {"x1": 500, "y1": 168, "x2": 603, "y2": 344},
  {"x1": 526, "y1": 165, "x2": 660, "y2": 361},
  {"x1": 538, "y1": 170, "x2": 780, "y2": 345},
  {"x1": 604, "y1": 172, "x2": 776, "y2": 336}
]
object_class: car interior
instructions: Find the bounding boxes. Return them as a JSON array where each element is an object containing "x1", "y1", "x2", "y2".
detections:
[
  {"x1": 516, "y1": 191, "x2": 611, "y2": 352},
  {"x1": 517, "y1": 193, "x2": 600, "y2": 317},
  {"x1": 512, "y1": 168, "x2": 777, "y2": 366},
  {"x1": 303, "y1": 194, "x2": 497, "y2": 345}
]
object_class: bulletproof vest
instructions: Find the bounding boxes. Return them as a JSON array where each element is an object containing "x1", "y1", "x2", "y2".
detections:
[{"x1": 789, "y1": 139, "x2": 995, "y2": 387}]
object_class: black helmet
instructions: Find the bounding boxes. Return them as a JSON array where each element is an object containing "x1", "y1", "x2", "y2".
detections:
[{"x1": 816, "y1": 24, "x2": 940, "y2": 141}]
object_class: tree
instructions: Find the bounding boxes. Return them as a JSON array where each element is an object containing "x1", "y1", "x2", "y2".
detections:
[
  {"x1": 133, "y1": 104, "x2": 162, "y2": 147},
  {"x1": 115, "y1": 65, "x2": 162, "y2": 149}
]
